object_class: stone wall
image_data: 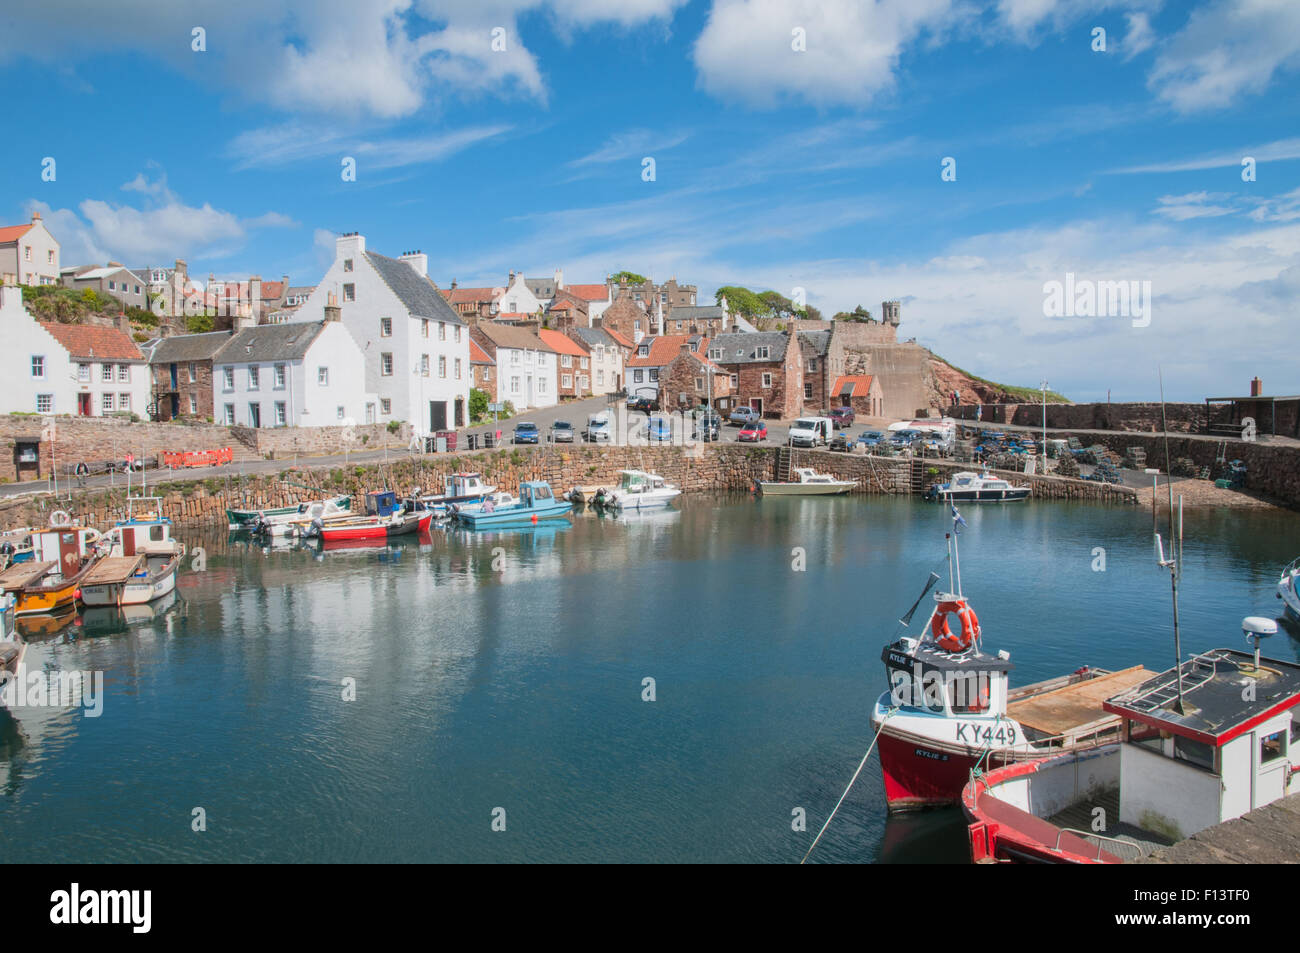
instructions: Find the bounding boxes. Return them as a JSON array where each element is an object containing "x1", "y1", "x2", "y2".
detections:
[
  {"x1": 841, "y1": 342, "x2": 932, "y2": 419},
  {"x1": 947, "y1": 402, "x2": 1212, "y2": 432},
  {"x1": 231, "y1": 421, "x2": 413, "y2": 458}
]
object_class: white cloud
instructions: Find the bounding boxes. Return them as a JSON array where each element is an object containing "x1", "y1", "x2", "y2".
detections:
[
  {"x1": 1107, "y1": 137, "x2": 1300, "y2": 173},
  {"x1": 1121, "y1": 11, "x2": 1156, "y2": 60},
  {"x1": 227, "y1": 124, "x2": 511, "y2": 171},
  {"x1": 1153, "y1": 191, "x2": 1237, "y2": 221},
  {"x1": 692, "y1": 0, "x2": 958, "y2": 107},
  {"x1": 569, "y1": 130, "x2": 690, "y2": 168},
  {"x1": 1149, "y1": 0, "x2": 1300, "y2": 112}
]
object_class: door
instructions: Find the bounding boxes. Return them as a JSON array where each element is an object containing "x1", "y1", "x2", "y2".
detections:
[
  {"x1": 430, "y1": 400, "x2": 447, "y2": 431},
  {"x1": 751, "y1": 398, "x2": 763, "y2": 415},
  {"x1": 366, "y1": 403, "x2": 375, "y2": 424},
  {"x1": 170, "y1": 394, "x2": 180, "y2": 418},
  {"x1": 249, "y1": 403, "x2": 261, "y2": 428},
  {"x1": 454, "y1": 398, "x2": 465, "y2": 427},
  {"x1": 78, "y1": 393, "x2": 91, "y2": 416},
  {"x1": 122, "y1": 527, "x2": 136, "y2": 557}
]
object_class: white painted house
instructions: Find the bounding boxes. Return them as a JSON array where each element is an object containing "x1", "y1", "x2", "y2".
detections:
[
  {"x1": 469, "y1": 322, "x2": 558, "y2": 410},
  {"x1": 211, "y1": 320, "x2": 374, "y2": 428},
  {"x1": 294, "y1": 234, "x2": 470, "y2": 434},
  {"x1": 0, "y1": 212, "x2": 60, "y2": 287},
  {"x1": 0, "y1": 285, "x2": 150, "y2": 416},
  {"x1": 494, "y1": 271, "x2": 546, "y2": 318}
]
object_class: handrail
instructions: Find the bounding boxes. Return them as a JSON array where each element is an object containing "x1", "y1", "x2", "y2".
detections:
[{"x1": 1052, "y1": 827, "x2": 1144, "y2": 862}]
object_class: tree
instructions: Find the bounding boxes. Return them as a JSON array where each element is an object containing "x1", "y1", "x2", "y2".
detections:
[
  {"x1": 716, "y1": 285, "x2": 822, "y2": 329},
  {"x1": 186, "y1": 313, "x2": 215, "y2": 333},
  {"x1": 609, "y1": 270, "x2": 647, "y2": 285},
  {"x1": 469, "y1": 388, "x2": 489, "y2": 421},
  {"x1": 832, "y1": 305, "x2": 875, "y2": 323}
]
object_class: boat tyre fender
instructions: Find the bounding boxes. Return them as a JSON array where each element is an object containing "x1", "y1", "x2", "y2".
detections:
[
  {"x1": 50, "y1": 510, "x2": 72, "y2": 527},
  {"x1": 931, "y1": 601, "x2": 980, "y2": 652}
]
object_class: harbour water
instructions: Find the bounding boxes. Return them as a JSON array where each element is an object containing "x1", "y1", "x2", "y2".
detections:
[{"x1": 1, "y1": 494, "x2": 1296, "y2": 863}]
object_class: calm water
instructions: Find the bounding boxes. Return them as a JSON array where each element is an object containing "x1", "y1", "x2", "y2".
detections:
[{"x1": 2, "y1": 494, "x2": 1298, "y2": 863}]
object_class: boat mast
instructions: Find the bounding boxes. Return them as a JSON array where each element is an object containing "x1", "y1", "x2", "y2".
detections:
[
  {"x1": 950, "y1": 505, "x2": 963, "y2": 597},
  {"x1": 1157, "y1": 370, "x2": 1186, "y2": 714}
]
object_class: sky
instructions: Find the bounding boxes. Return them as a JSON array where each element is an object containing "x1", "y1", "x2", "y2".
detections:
[{"x1": 1, "y1": 0, "x2": 1297, "y2": 402}]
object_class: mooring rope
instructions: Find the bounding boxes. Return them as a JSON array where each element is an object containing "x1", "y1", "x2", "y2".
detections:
[{"x1": 801, "y1": 707, "x2": 896, "y2": 865}]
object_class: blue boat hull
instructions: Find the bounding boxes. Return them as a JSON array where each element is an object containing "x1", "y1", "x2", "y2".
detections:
[{"x1": 459, "y1": 501, "x2": 573, "y2": 528}]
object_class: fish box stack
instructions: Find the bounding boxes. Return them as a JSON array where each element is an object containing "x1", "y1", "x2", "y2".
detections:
[{"x1": 1124, "y1": 446, "x2": 1147, "y2": 470}]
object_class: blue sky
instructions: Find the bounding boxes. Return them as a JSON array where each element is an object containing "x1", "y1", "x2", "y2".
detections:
[{"x1": 2, "y1": 0, "x2": 1298, "y2": 401}]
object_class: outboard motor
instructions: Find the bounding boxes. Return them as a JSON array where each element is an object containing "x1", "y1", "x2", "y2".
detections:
[{"x1": 310, "y1": 517, "x2": 324, "y2": 538}]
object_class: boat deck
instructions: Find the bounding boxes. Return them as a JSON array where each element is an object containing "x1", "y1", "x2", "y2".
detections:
[
  {"x1": 0, "y1": 560, "x2": 56, "y2": 589},
  {"x1": 1046, "y1": 789, "x2": 1174, "y2": 860},
  {"x1": 82, "y1": 556, "x2": 146, "y2": 585},
  {"x1": 1007, "y1": 666, "x2": 1153, "y2": 737}
]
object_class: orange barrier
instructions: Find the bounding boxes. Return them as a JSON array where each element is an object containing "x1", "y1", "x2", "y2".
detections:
[{"x1": 163, "y1": 447, "x2": 234, "y2": 469}]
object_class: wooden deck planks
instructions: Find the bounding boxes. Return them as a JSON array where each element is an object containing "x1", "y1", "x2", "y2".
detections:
[
  {"x1": 82, "y1": 556, "x2": 145, "y2": 586},
  {"x1": 1007, "y1": 666, "x2": 1153, "y2": 737},
  {"x1": 0, "y1": 560, "x2": 56, "y2": 590}
]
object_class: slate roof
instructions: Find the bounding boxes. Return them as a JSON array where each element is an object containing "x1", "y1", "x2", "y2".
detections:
[
  {"x1": 798, "y1": 329, "x2": 832, "y2": 356},
  {"x1": 667, "y1": 304, "x2": 725, "y2": 320},
  {"x1": 148, "y1": 331, "x2": 235, "y2": 364},
  {"x1": 524, "y1": 277, "x2": 556, "y2": 299},
  {"x1": 214, "y1": 321, "x2": 328, "y2": 364},
  {"x1": 570, "y1": 327, "x2": 618, "y2": 350},
  {"x1": 68, "y1": 266, "x2": 143, "y2": 283},
  {"x1": 43, "y1": 323, "x2": 145, "y2": 361},
  {"x1": 366, "y1": 252, "x2": 465, "y2": 326},
  {"x1": 710, "y1": 332, "x2": 789, "y2": 364}
]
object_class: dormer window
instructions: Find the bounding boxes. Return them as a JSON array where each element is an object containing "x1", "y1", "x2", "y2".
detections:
[{"x1": 756, "y1": 346, "x2": 770, "y2": 360}]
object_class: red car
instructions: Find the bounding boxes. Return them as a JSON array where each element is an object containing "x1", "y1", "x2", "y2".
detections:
[{"x1": 738, "y1": 422, "x2": 768, "y2": 442}]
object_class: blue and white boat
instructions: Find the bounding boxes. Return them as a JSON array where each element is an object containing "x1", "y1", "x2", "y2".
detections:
[
  {"x1": 1279, "y1": 557, "x2": 1300, "y2": 619},
  {"x1": 924, "y1": 471, "x2": 1030, "y2": 503},
  {"x1": 456, "y1": 481, "x2": 572, "y2": 528}
]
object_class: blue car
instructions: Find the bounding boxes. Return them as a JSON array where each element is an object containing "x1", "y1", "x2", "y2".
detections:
[
  {"x1": 512, "y1": 422, "x2": 540, "y2": 444},
  {"x1": 643, "y1": 418, "x2": 673, "y2": 442},
  {"x1": 858, "y1": 430, "x2": 885, "y2": 447}
]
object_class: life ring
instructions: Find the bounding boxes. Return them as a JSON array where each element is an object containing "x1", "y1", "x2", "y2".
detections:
[
  {"x1": 931, "y1": 599, "x2": 981, "y2": 653},
  {"x1": 49, "y1": 510, "x2": 72, "y2": 527}
]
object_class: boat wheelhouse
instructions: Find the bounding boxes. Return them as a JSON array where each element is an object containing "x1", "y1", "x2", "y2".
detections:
[
  {"x1": 964, "y1": 629, "x2": 1300, "y2": 863},
  {"x1": 419, "y1": 472, "x2": 496, "y2": 508},
  {"x1": 0, "y1": 517, "x2": 102, "y2": 616},
  {"x1": 456, "y1": 481, "x2": 572, "y2": 528},
  {"x1": 925, "y1": 471, "x2": 1030, "y2": 503},
  {"x1": 81, "y1": 498, "x2": 183, "y2": 607},
  {"x1": 757, "y1": 467, "x2": 855, "y2": 496},
  {"x1": 599, "y1": 470, "x2": 682, "y2": 510}
]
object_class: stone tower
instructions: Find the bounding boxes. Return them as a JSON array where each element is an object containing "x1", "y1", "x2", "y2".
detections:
[{"x1": 882, "y1": 300, "x2": 901, "y2": 326}]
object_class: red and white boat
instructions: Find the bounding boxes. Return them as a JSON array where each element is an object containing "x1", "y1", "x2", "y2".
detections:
[
  {"x1": 871, "y1": 508, "x2": 1151, "y2": 811},
  {"x1": 316, "y1": 508, "x2": 432, "y2": 542}
]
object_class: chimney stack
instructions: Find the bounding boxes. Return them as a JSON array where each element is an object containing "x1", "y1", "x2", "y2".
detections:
[
  {"x1": 1251, "y1": 376, "x2": 1263, "y2": 397},
  {"x1": 324, "y1": 291, "x2": 341, "y2": 323},
  {"x1": 399, "y1": 250, "x2": 428, "y2": 278},
  {"x1": 554, "y1": 267, "x2": 564, "y2": 290}
]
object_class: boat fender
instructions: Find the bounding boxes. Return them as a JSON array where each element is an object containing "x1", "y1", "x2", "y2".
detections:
[
  {"x1": 932, "y1": 601, "x2": 980, "y2": 652},
  {"x1": 50, "y1": 510, "x2": 72, "y2": 527}
]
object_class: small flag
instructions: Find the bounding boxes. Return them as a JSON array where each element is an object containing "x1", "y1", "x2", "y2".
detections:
[{"x1": 951, "y1": 504, "x2": 967, "y2": 534}]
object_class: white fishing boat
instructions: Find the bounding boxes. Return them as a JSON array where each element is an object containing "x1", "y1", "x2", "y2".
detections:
[
  {"x1": 758, "y1": 467, "x2": 855, "y2": 496},
  {"x1": 251, "y1": 496, "x2": 354, "y2": 537},
  {"x1": 1280, "y1": 557, "x2": 1300, "y2": 619},
  {"x1": 598, "y1": 470, "x2": 682, "y2": 510},
  {"x1": 924, "y1": 470, "x2": 1030, "y2": 503},
  {"x1": 0, "y1": 593, "x2": 24, "y2": 693},
  {"x1": 80, "y1": 498, "x2": 183, "y2": 607}
]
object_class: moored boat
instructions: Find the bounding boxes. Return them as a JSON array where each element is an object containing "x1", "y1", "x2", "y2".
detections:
[
  {"x1": 598, "y1": 470, "x2": 681, "y2": 510},
  {"x1": 417, "y1": 472, "x2": 496, "y2": 509},
  {"x1": 316, "y1": 508, "x2": 433, "y2": 542},
  {"x1": 227, "y1": 494, "x2": 351, "y2": 530},
  {"x1": 0, "y1": 593, "x2": 25, "y2": 693},
  {"x1": 1279, "y1": 557, "x2": 1300, "y2": 618},
  {"x1": 757, "y1": 467, "x2": 855, "y2": 496},
  {"x1": 0, "y1": 516, "x2": 102, "y2": 616},
  {"x1": 871, "y1": 506, "x2": 1151, "y2": 811},
  {"x1": 924, "y1": 471, "x2": 1030, "y2": 503},
  {"x1": 80, "y1": 498, "x2": 183, "y2": 607},
  {"x1": 457, "y1": 481, "x2": 572, "y2": 528}
]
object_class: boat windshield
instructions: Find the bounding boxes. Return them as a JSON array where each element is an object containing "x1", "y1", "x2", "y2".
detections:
[{"x1": 533, "y1": 485, "x2": 553, "y2": 500}]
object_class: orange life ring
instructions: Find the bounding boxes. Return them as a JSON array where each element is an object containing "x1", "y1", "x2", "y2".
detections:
[{"x1": 931, "y1": 600, "x2": 981, "y2": 652}]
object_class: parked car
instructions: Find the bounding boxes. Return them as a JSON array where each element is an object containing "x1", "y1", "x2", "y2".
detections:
[
  {"x1": 858, "y1": 430, "x2": 885, "y2": 448},
  {"x1": 693, "y1": 411, "x2": 722, "y2": 442},
  {"x1": 829, "y1": 432, "x2": 854, "y2": 452},
  {"x1": 584, "y1": 413, "x2": 612, "y2": 443},
  {"x1": 890, "y1": 429, "x2": 921, "y2": 447},
  {"x1": 788, "y1": 417, "x2": 834, "y2": 448},
  {"x1": 738, "y1": 422, "x2": 768, "y2": 442},
  {"x1": 550, "y1": 421, "x2": 575, "y2": 443},
  {"x1": 829, "y1": 407, "x2": 855, "y2": 429},
  {"x1": 729, "y1": 406, "x2": 761, "y2": 426},
  {"x1": 643, "y1": 417, "x2": 673, "y2": 443},
  {"x1": 627, "y1": 396, "x2": 656, "y2": 413},
  {"x1": 513, "y1": 422, "x2": 540, "y2": 444}
]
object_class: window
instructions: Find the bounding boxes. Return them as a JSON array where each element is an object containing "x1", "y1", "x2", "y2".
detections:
[
  {"x1": 762, "y1": 373, "x2": 772, "y2": 388},
  {"x1": 274, "y1": 364, "x2": 286, "y2": 389},
  {"x1": 23, "y1": 245, "x2": 30, "y2": 261},
  {"x1": 580, "y1": 357, "x2": 588, "y2": 369},
  {"x1": 730, "y1": 374, "x2": 739, "y2": 388},
  {"x1": 422, "y1": 319, "x2": 429, "y2": 338},
  {"x1": 1173, "y1": 735, "x2": 1215, "y2": 771},
  {"x1": 336, "y1": 406, "x2": 345, "y2": 420},
  {"x1": 318, "y1": 366, "x2": 328, "y2": 386},
  {"x1": 380, "y1": 317, "x2": 392, "y2": 337},
  {"x1": 1261, "y1": 731, "x2": 1285, "y2": 764},
  {"x1": 343, "y1": 284, "x2": 355, "y2": 302},
  {"x1": 804, "y1": 383, "x2": 814, "y2": 399},
  {"x1": 220, "y1": 367, "x2": 233, "y2": 390},
  {"x1": 454, "y1": 326, "x2": 461, "y2": 343},
  {"x1": 562, "y1": 355, "x2": 572, "y2": 368},
  {"x1": 380, "y1": 398, "x2": 391, "y2": 414},
  {"x1": 343, "y1": 258, "x2": 353, "y2": 272},
  {"x1": 537, "y1": 377, "x2": 546, "y2": 394},
  {"x1": 649, "y1": 369, "x2": 659, "y2": 381},
  {"x1": 420, "y1": 354, "x2": 430, "y2": 377},
  {"x1": 510, "y1": 350, "x2": 520, "y2": 365},
  {"x1": 381, "y1": 353, "x2": 393, "y2": 376},
  {"x1": 77, "y1": 363, "x2": 90, "y2": 382},
  {"x1": 483, "y1": 367, "x2": 491, "y2": 381},
  {"x1": 634, "y1": 319, "x2": 641, "y2": 331},
  {"x1": 695, "y1": 377, "x2": 704, "y2": 392},
  {"x1": 48, "y1": 250, "x2": 55, "y2": 264},
  {"x1": 101, "y1": 363, "x2": 113, "y2": 382},
  {"x1": 189, "y1": 394, "x2": 197, "y2": 414},
  {"x1": 274, "y1": 402, "x2": 287, "y2": 426},
  {"x1": 248, "y1": 366, "x2": 260, "y2": 390},
  {"x1": 108, "y1": 281, "x2": 116, "y2": 291},
  {"x1": 633, "y1": 370, "x2": 644, "y2": 383},
  {"x1": 597, "y1": 370, "x2": 604, "y2": 386},
  {"x1": 119, "y1": 393, "x2": 130, "y2": 412},
  {"x1": 188, "y1": 362, "x2": 197, "y2": 383},
  {"x1": 454, "y1": 358, "x2": 462, "y2": 380},
  {"x1": 118, "y1": 364, "x2": 129, "y2": 381},
  {"x1": 708, "y1": 348, "x2": 722, "y2": 361},
  {"x1": 438, "y1": 322, "x2": 446, "y2": 341},
  {"x1": 438, "y1": 355, "x2": 446, "y2": 379},
  {"x1": 562, "y1": 374, "x2": 573, "y2": 388},
  {"x1": 102, "y1": 393, "x2": 114, "y2": 414},
  {"x1": 510, "y1": 377, "x2": 520, "y2": 395},
  {"x1": 807, "y1": 358, "x2": 817, "y2": 372},
  {"x1": 637, "y1": 345, "x2": 649, "y2": 357},
  {"x1": 36, "y1": 394, "x2": 52, "y2": 413},
  {"x1": 134, "y1": 285, "x2": 141, "y2": 294},
  {"x1": 756, "y1": 346, "x2": 770, "y2": 360}
]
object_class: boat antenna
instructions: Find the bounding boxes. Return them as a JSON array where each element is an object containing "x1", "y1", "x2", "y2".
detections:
[
  {"x1": 1156, "y1": 369, "x2": 1186, "y2": 714},
  {"x1": 899, "y1": 572, "x2": 942, "y2": 627}
]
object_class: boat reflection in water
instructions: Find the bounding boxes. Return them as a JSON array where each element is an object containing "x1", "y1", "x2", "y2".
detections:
[{"x1": 77, "y1": 589, "x2": 184, "y2": 639}]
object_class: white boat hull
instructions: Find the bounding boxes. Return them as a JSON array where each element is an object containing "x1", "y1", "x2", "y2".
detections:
[
  {"x1": 607, "y1": 489, "x2": 682, "y2": 509},
  {"x1": 80, "y1": 557, "x2": 178, "y2": 607},
  {"x1": 758, "y1": 481, "x2": 853, "y2": 495},
  {"x1": 1281, "y1": 563, "x2": 1300, "y2": 618}
]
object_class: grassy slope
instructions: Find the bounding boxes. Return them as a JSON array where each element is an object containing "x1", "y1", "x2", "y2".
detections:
[{"x1": 931, "y1": 353, "x2": 1069, "y2": 403}]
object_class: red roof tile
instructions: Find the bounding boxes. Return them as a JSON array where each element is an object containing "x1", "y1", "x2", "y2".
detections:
[
  {"x1": 537, "y1": 328, "x2": 587, "y2": 357},
  {"x1": 43, "y1": 323, "x2": 144, "y2": 361},
  {"x1": 442, "y1": 286, "x2": 499, "y2": 304},
  {"x1": 604, "y1": 328, "x2": 634, "y2": 350},
  {"x1": 565, "y1": 283, "x2": 609, "y2": 301},
  {"x1": 832, "y1": 375, "x2": 875, "y2": 395},
  {"x1": 469, "y1": 339, "x2": 494, "y2": 364},
  {"x1": 626, "y1": 334, "x2": 707, "y2": 368},
  {"x1": 0, "y1": 223, "x2": 34, "y2": 244}
]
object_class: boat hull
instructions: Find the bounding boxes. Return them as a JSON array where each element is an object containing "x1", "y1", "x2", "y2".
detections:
[
  {"x1": 933, "y1": 488, "x2": 1030, "y2": 503},
  {"x1": 14, "y1": 578, "x2": 82, "y2": 616},
  {"x1": 228, "y1": 496, "x2": 351, "y2": 529},
  {"x1": 607, "y1": 490, "x2": 681, "y2": 510},
  {"x1": 757, "y1": 482, "x2": 853, "y2": 495},
  {"x1": 318, "y1": 512, "x2": 432, "y2": 541},
  {"x1": 80, "y1": 556, "x2": 179, "y2": 607},
  {"x1": 1280, "y1": 565, "x2": 1300, "y2": 618},
  {"x1": 459, "y1": 503, "x2": 573, "y2": 527}
]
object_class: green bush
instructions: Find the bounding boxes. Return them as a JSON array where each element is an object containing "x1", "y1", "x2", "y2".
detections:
[{"x1": 386, "y1": 420, "x2": 403, "y2": 434}]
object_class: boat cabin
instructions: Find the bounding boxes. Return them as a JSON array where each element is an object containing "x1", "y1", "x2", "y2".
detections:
[
  {"x1": 446, "y1": 472, "x2": 488, "y2": 497},
  {"x1": 519, "y1": 482, "x2": 556, "y2": 508},
  {"x1": 617, "y1": 470, "x2": 667, "y2": 493},
  {"x1": 106, "y1": 499, "x2": 178, "y2": 557},
  {"x1": 30, "y1": 524, "x2": 98, "y2": 575},
  {"x1": 882, "y1": 638, "x2": 1014, "y2": 719},
  {"x1": 1101, "y1": 647, "x2": 1300, "y2": 840},
  {"x1": 366, "y1": 491, "x2": 400, "y2": 517}
]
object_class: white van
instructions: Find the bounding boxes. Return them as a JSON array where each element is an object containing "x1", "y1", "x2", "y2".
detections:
[{"x1": 788, "y1": 417, "x2": 834, "y2": 448}]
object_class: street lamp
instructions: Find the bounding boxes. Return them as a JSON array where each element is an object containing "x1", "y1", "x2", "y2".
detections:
[{"x1": 1040, "y1": 379, "x2": 1049, "y2": 468}]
